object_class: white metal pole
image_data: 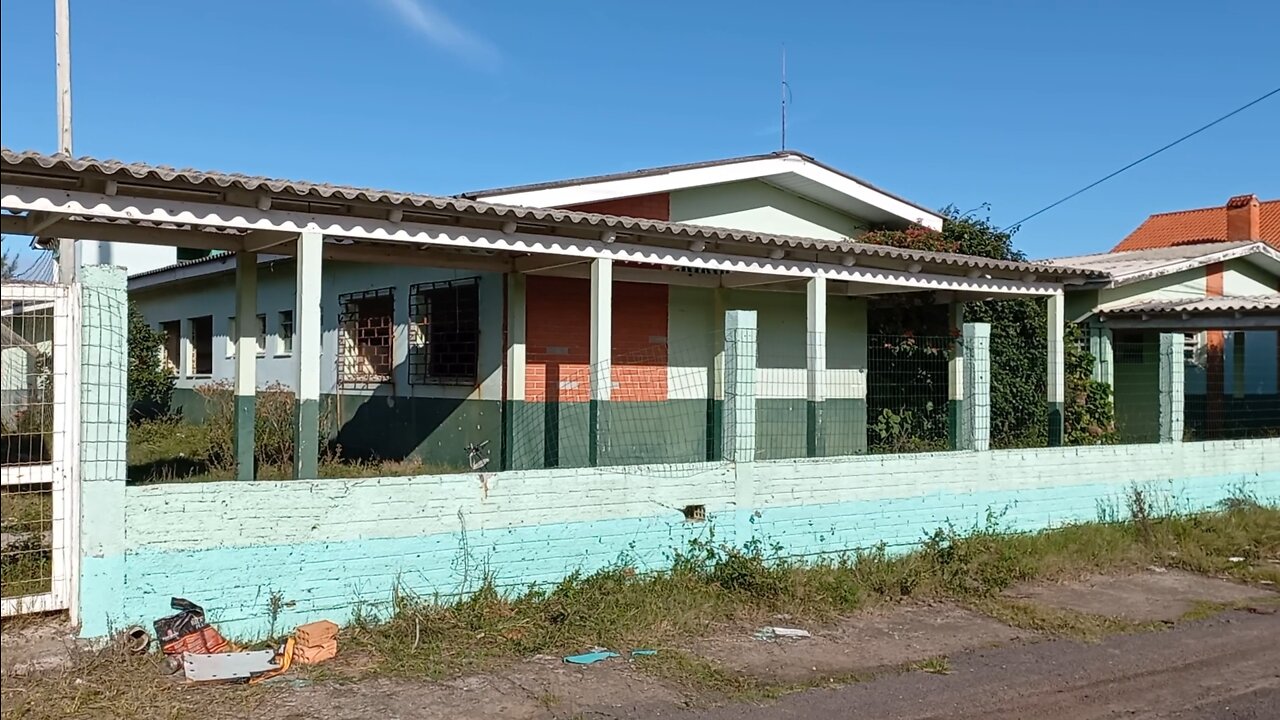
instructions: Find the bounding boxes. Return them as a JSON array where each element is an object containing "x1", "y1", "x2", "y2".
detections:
[{"x1": 55, "y1": 0, "x2": 77, "y2": 283}]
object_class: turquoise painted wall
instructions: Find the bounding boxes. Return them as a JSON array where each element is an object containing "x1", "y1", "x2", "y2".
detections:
[
  {"x1": 82, "y1": 439, "x2": 1280, "y2": 639},
  {"x1": 669, "y1": 180, "x2": 867, "y2": 241}
]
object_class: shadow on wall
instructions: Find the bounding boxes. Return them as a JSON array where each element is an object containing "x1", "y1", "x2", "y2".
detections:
[{"x1": 329, "y1": 345, "x2": 503, "y2": 469}]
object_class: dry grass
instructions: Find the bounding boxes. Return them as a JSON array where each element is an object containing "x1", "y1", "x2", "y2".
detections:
[
  {"x1": 3, "y1": 492, "x2": 1277, "y2": 718},
  {"x1": 126, "y1": 418, "x2": 457, "y2": 484}
]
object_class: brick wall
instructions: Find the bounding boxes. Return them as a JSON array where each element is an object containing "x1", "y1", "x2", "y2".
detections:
[
  {"x1": 525, "y1": 276, "x2": 669, "y2": 401},
  {"x1": 564, "y1": 192, "x2": 671, "y2": 221},
  {"x1": 109, "y1": 439, "x2": 1280, "y2": 639}
]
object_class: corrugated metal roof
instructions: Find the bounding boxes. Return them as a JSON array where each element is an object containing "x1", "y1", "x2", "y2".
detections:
[
  {"x1": 1041, "y1": 241, "x2": 1277, "y2": 283},
  {"x1": 1, "y1": 148, "x2": 1101, "y2": 281},
  {"x1": 1103, "y1": 295, "x2": 1280, "y2": 315}
]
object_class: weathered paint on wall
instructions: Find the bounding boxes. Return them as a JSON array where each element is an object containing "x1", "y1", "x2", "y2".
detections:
[
  {"x1": 90, "y1": 439, "x2": 1279, "y2": 639},
  {"x1": 1096, "y1": 267, "x2": 1207, "y2": 311},
  {"x1": 669, "y1": 180, "x2": 867, "y2": 241}
]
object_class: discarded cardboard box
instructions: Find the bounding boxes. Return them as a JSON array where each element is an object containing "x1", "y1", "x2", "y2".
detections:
[{"x1": 295, "y1": 620, "x2": 339, "y2": 647}]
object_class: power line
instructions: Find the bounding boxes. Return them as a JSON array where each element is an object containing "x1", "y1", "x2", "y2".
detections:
[{"x1": 1004, "y1": 85, "x2": 1280, "y2": 231}]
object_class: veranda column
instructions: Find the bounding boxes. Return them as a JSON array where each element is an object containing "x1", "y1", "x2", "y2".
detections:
[
  {"x1": 502, "y1": 272, "x2": 528, "y2": 470},
  {"x1": 1047, "y1": 291, "x2": 1066, "y2": 446},
  {"x1": 293, "y1": 231, "x2": 323, "y2": 479},
  {"x1": 947, "y1": 303, "x2": 966, "y2": 449},
  {"x1": 588, "y1": 258, "x2": 612, "y2": 466},
  {"x1": 234, "y1": 251, "x2": 257, "y2": 480},
  {"x1": 806, "y1": 276, "x2": 827, "y2": 457}
]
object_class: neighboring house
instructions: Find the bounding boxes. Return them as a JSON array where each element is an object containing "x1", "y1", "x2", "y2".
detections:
[
  {"x1": 1047, "y1": 194, "x2": 1280, "y2": 442},
  {"x1": 124, "y1": 152, "x2": 1021, "y2": 467},
  {"x1": 1, "y1": 305, "x2": 53, "y2": 427}
]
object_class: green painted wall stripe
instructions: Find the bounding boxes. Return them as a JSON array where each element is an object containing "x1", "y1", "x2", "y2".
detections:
[
  {"x1": 294, "y1": 398, "x2": 320, "y2": 479},
  {"x1": 234, "y1": 394, "x2": 255, "y2": 481}
]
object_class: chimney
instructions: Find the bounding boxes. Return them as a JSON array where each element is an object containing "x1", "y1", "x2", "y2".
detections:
[{"x1": 1225, "y1": 194, "x2": 1260, "y2": 241}]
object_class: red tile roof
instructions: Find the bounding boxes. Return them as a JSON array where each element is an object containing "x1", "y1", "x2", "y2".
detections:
[{"x1": 1113, "y1": 196, "x2": 1280, "y2": 252}]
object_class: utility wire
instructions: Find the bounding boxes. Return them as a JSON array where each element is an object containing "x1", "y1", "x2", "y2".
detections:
[{"x1": 1005, "y1": 85, "x2": 1280, "y2": 231}]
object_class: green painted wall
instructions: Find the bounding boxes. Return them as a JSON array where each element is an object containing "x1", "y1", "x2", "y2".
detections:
[
  {"x1": 1112, "y1": 331, "x2": 1161, "y2": 443},
  {"x1": 1223, "y1": 259, "x2": 1278, "y2": 295},
  {"x1": 670, "y1": 180, "x2": 867, "y2": 241}
]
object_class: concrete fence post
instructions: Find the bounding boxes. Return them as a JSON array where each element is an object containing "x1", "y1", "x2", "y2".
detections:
[
  {"x1": 1158, "y1": 332, "x2": 1185, "y2": 443},
  {"x1": 961, "y1": 322, "x2": 991, "y2": 451},
  {"x1": 77, "y1": 265, "x2": 129, "y2": 638},
  {"x1": 722, "y1": 310, "x2": 758, "y2": 462},
  {"x1": 723, "y1": 309, "x2": 758, "y2": 546}
]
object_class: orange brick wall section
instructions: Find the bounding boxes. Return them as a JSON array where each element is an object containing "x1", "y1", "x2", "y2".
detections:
[
  {"x1": 525, "y1": 276, "x2": 669, "y2": 402},
  {"x1": 564, "y1": 193, "x2": 671, "y2": 221},
  {"x1": 1205, "y1": 262, "x2": 1225, "y2": 434}
]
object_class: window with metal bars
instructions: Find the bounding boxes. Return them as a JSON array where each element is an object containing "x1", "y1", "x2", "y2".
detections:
[
  {"x1": 409, "y1": 278, "x2": 480, "y2": 385},
  {"x1": 338, "y1": 288, "x2": 395, "y2": 386}
]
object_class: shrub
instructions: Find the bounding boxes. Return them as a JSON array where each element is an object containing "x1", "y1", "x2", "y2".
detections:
[
  {"x1": 127, "y1": 303, "x2": 174, "y2": 421},
  {"x1": 195, "y1": 380, "x2": 331, "y2": 471}
]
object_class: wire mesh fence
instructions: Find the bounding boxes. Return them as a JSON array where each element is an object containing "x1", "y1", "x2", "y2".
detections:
[
  {"x1": 508, "y1": 330, "x2": 721, "y2": 473},
  {"x1": 866, "y1": 334, "x2": 956, "y2": 454},
  {"x1": 1109, "y1": 331, "x2": 1160, "y2": 444},
  {"x1": 1, "y1": 282, "x2": 71, "y2": 607},
  {"x1": 1183, "y1": 329, "x2": 1280, "y2": 441}
]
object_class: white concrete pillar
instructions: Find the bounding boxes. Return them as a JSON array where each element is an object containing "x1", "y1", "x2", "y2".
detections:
[
  {"x1": 723, "y1": 310, "x2": 758, "y2": 462},
  {"x1": 234, "y1": 251, "x2": 257, "y2": 480},
  {"x1": 503, "y1": 272, "x2": 527, "y2": 470},
  {"x1": 1048, "y1": 292, "x2": 1066, "y2": 446},
  {"x1": 293, "y1": 231, "x2": 323, "y2": 479},
  {"x1": 962, "y1": 322, "x2": 991, "y2": 451},
  {"x1": 806, "y1": 276, "x2": 827, "y2": 457},
  {"x1": 947, "y1": 303, "x2": 965, "y2": 449},
  {"x1": 588, "y1": 258, "x2": 612, "y2": 465}
]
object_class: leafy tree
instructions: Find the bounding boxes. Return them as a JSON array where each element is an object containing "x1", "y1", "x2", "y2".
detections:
[
  {"x1": 862, "y1": 208, "x2": 1114, "y2": 446},
  {"x1": 128, "y1": 302, "x2": 174, "y2": 421}
]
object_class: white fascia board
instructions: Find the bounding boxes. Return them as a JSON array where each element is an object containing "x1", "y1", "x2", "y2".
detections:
[
  {"x1": 1, "y1": 183, "x2": 1062, "y2": 297},
  {"x1": 790, "y1": 163, "x2": 943, "y2": 230},
  {"x1": 476, "y1": 158, "x2": 790, "y2": 208},
  {"x1": 476, "y1": 156, "x2": 943, "y2": 230}
]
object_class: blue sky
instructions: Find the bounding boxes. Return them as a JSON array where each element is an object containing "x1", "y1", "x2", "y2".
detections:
[{"x1": 2, "y1": 0, "x2": 1277, "y2": 260}]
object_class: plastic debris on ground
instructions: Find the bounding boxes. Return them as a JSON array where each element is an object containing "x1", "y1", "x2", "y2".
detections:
[
  {"x1": 629, "y1": 649, "x2": 658, "y2": 658},
  {"x1": 150, "y1": 598, "x2": 339, "y2": 683},
  {"x1": 753, "y1": 626, "x2": 812, "y2": 641},
  {"x1": 564, "y1": 647, "x2": 621, "y2": 665},
  {"x1": 154, "y1": 598, "x2": 230, "y2": 657}
]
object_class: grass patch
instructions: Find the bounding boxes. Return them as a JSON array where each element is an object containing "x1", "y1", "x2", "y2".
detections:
[
  {"x1": 969, "y1": 598, "x2": 1158, "y2": 641},
  {"x1": 1, "y1": 487, "x2": 53, "y2": 598},
  {"x1": 332, "y1": 497, "x2": 1279, "y2": 684},
  {"x1": 127, "y1": 417, "x2": 457, "y2": 484},
  {"x1": 909, "y1": 656, "x2": 952, "y2": 675}
]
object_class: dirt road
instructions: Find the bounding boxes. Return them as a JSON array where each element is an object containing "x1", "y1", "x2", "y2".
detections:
[{"x1": 659, "y1": 610, "x2": 1280, "y2": 720}]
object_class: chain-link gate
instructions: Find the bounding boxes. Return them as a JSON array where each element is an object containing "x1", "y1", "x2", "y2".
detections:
[{"x1": 1, "y1": 281, "x2": 79, "y2": 617}]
